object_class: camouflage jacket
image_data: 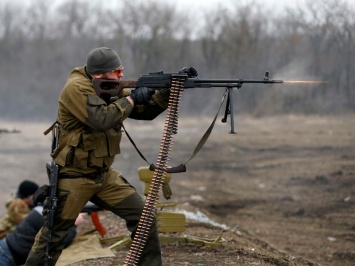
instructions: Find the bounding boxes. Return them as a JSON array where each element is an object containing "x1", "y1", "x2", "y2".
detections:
[
  {"x1": 0, "y1": 197, "x2": 31, "y2": 239},
  {"x1": 53, "y1": 67, "x2": 169, "y2": 175}
]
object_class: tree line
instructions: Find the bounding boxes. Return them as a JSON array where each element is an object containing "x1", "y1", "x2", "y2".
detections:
[{"x1": 0, "y1": 0, "x2": 354, "y2": 121}]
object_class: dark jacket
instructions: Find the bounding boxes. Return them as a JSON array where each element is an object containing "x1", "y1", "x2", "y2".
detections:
[{"x1": 6, "y1": 206, "x2": 76, "y2": 265}]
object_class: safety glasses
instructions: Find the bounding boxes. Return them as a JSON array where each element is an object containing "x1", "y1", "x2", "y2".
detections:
[{"x1": 111, "y1": 67, "x2": 124, "y2": 76}]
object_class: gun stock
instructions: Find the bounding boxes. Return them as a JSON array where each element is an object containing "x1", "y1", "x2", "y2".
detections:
[{"x1": 92, "y1": 79, "x2": 137, "y2": 98}]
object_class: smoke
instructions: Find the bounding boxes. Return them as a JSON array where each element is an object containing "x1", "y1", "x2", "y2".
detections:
[
  {"x1": 275, "y1": 58, "x2": 324, "y2": 82},
  {"x1": 175, "y1": 209, "x2": 229, "y2": 230},
  {"x1": 254, "y1": 58, "x2": 328, "y2": 116}
]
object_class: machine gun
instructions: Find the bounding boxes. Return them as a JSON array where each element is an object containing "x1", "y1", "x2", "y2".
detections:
[
  {"x1": 92, "y1": 67, "x2": 283, "y2": 133},
  {"x1": 93, "y1": 68, "x2": 283, "y2": 265}
]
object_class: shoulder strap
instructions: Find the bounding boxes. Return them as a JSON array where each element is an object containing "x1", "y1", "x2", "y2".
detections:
[
  {"x1": 120, "y1": 123, "x2": 151, "y2": 166},
  {"x1": 43, "y1": 121, "x2": 59, "y2": 136},
  {"x1": 183, "y1": 89, "x2": 228, "y2": 165},
  {"x1": 43, "y1": 121, "x2": 82, "y2": 158},
  {"x1": 122, "y1": 89, "x2": 228, "y2": 173}
]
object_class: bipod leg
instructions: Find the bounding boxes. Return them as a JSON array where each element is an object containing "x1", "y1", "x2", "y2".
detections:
[
  {"x1": 222, "y1": 87, "x2": 237, "y2": 134},
  {"x1": 228, "y1": 87, "x2": 236, "y2": 134},
  {"x1": 221, "y1": 90, "x2": 231, "y2": 124}
]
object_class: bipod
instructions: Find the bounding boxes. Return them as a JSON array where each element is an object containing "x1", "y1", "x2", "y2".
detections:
[{"x1": 221, "y1": 84, "x2": 241, "y2": 134}]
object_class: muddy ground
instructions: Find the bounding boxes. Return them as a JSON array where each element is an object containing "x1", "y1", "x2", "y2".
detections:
[{"x1": 0, "y1": 114, "x2": 354, "y2": 265}]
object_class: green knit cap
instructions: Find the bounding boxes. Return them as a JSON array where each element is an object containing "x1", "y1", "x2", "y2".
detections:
[{"x1": 86, "y1": 47, "x2": 122, "y2": 74}]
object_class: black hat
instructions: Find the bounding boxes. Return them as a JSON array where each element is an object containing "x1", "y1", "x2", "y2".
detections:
[
  {"x1": 86, "y1": 47, "x2": 122, "y2": 74},
  {"x1": 16, "y1": 180, "x2": 39, "y2": 199}
]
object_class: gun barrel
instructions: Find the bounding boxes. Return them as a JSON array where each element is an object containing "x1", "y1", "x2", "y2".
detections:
[{"x1": 184, "y1": 79, "x2": 283, "y2": 88}]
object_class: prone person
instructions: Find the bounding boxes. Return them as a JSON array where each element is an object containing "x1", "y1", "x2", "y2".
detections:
[
  {"x1": 0, "y1": 180, "x2": 39, "y2": 239},
  {"x1": 0, "y1": 204, "x2": 84, "y2": 266}
]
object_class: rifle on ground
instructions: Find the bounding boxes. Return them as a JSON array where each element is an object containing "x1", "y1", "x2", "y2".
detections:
[{"x1": 92, "y1": 67, "x2": 283, "y2": 134}]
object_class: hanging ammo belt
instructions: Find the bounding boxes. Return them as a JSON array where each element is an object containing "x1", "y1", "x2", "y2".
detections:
[{"x1": 124, "y1": 74, "x2": 186, "y2": 265}]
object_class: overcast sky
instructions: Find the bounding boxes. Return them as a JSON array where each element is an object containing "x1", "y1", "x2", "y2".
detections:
[
  {"x1": 173, "y1": 0, "x2": 294, "y2": 12},
  {"x1": 9, "y1": 0, "x2": 355, "y2": 14},
  {"x1": 169, "y1": 0, "x2": 355, "y2": 14}
]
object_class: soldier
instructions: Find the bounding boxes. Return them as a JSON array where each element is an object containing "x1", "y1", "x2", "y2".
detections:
[
  {"x1": 0, "y1": 180, "x2": 39, "y2": 239},
  {"x1": 25, "y1": 47, "x2": 169, "y2": 266}
]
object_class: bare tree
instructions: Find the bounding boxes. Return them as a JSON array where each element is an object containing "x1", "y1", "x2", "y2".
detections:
[
  {"x1": 327, "y1": 0, "x2": 355, "y2": 104},
  {"x1": 199, "y1": 6, "x2": 229, "y2": 76},
  {"x1": 107, "y1": 0, "x2": 181, "y2": 75},
  {"x1": 0, "y1": 0, "x2": 354, "y2": 120}
]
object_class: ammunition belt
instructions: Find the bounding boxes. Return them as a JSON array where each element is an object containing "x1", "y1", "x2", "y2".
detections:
[{"x1": 124, "y1": 75, "x2": 186, "y2": 265}]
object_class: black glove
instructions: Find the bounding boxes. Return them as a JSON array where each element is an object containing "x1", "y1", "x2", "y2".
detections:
[{"x1": 129, "y1": 87, "x2": 155, "y2": 105}]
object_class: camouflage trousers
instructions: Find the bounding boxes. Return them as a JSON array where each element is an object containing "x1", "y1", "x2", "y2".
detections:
[{"x1": 25, "y1": 168, "x2": 162, "y2": 266}]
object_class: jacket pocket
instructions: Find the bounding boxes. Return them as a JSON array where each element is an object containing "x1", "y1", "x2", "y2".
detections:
[
  {"x1": 92, "y1": 132, "x2": 108, "y2": 157},
  {"x1": 55, "y1": 132, "x2": 82, "y2": 167},
  {"x1": 82, "y1": 132, "x2": 96, "y2": 151},
  {"x1": 88, "y1": 150, "x2": 103, "y2": 167},
  {"x1": 106, "y1": 129, "x2": 121, "y2": 156},
  {"x1": 55, "y1": 146, "x2": 72, "y2": 166},
  {"x1": 73, "y1": 147, "x2": 88, "y2": 169}
]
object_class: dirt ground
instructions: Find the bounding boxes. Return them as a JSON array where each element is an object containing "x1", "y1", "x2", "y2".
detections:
[{"x1": 0, "y1": 114, "x2": 354, "y2": 266}]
